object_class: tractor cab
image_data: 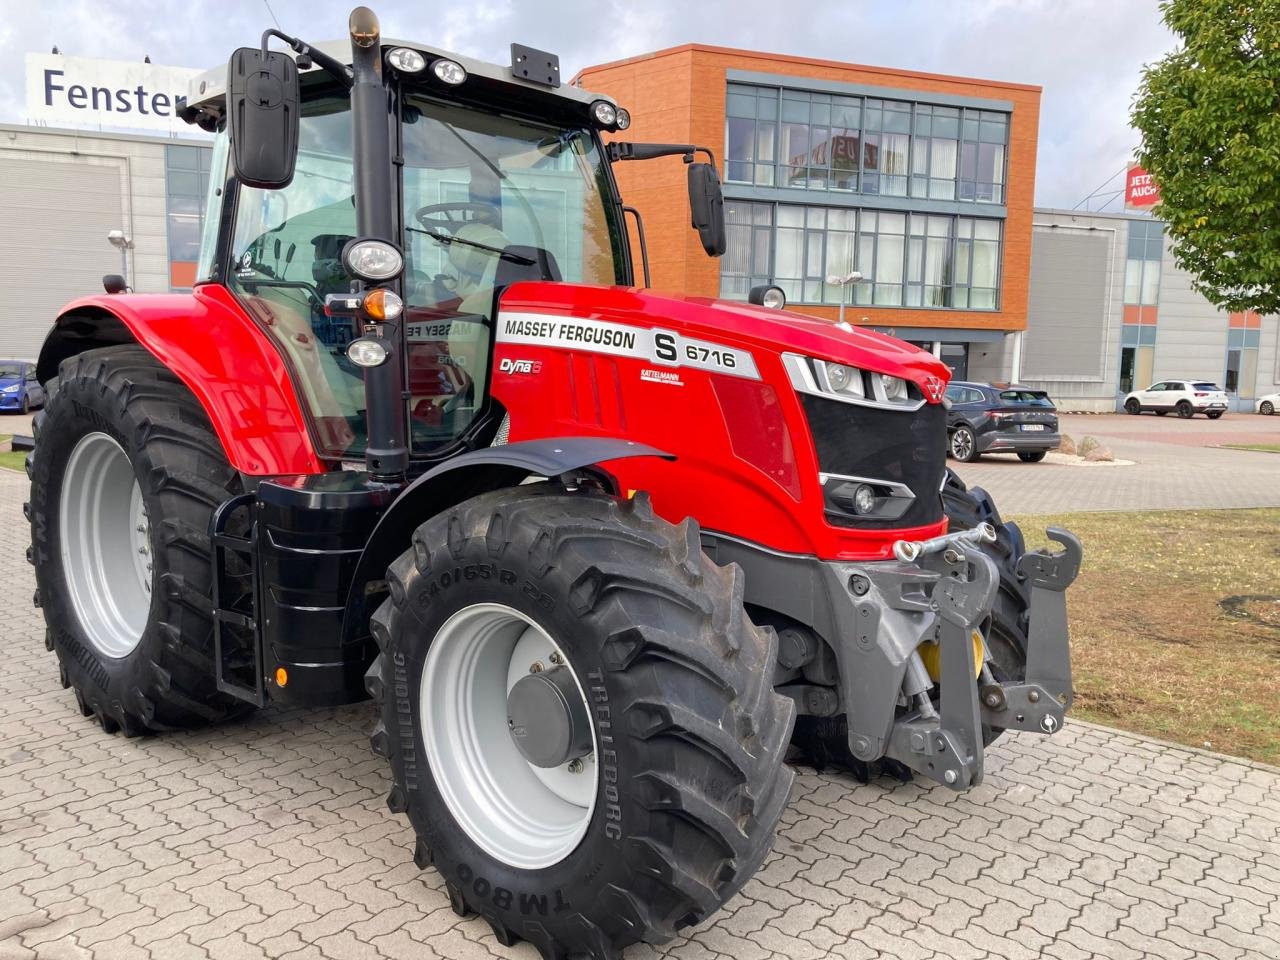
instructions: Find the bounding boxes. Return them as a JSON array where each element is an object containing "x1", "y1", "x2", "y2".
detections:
[{"x1": 181, "y1": 24, "x2": 723, "y2": 470}]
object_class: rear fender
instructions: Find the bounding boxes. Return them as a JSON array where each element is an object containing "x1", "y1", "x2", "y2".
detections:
[
  {"x1": 37, "y1": 286, "x2": 324, "y2": 475},
  {"x1": 340, "y1": 437, "x2": 673, "y2": 645}
]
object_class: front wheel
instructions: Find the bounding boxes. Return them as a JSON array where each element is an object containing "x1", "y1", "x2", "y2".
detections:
[
  {"x1": 1262, "y1": 401, "x2": 1275, "y2": 416},
  {"x1": 1124, "y1": 398, "x2": 1141, "y2": 415},
  {"x1": 366, "y1": 487, "x2": 795, "y2": 959},
  {"x1": 20, "y1": 394, "x2": 30, "y2": 414},
  {"x1": 1017, "y1": 451, "x2": 1046, "y2": 463},
  {"x1": 949, "y1": 425, "x2": 979, "y2": 462},
  {"x1": 1177, "y1": 400, "x2": 1193, "y2": 418},
  {"x1": 29, "y1": 346, "x2": 251, "y2": 734}
]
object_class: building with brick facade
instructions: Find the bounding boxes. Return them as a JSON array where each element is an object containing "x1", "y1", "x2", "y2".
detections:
[{"x1": 577, "y1": 44, "x2": 1042, "y2": 382}]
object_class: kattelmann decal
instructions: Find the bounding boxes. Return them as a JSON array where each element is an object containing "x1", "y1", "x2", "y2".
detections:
[{"x1": 497, "y1": 312, "x2": 760, "y2": 380}]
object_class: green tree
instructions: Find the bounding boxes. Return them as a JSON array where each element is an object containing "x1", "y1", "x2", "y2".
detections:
[{"x1": 1132, "y1": 0, "x2": 1280, "y2": 315}]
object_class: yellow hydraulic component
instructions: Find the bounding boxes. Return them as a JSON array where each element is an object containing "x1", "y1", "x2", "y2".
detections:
[{"x1": 918, "y1": 629, "x2": 985, "y2": 682}]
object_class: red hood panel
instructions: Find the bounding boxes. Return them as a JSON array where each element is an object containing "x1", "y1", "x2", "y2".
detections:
[{"x1": 499, "y1": 281, "x2": 952, "y2": 395}]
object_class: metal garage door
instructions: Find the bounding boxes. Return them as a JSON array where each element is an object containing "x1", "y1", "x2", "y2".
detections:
[{"x1": 0, "y1": 157, "x2": 123, "y2": 360}]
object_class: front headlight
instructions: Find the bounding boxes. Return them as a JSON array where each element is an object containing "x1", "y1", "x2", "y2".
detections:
[
  {"x1": 782, "y1": 353, "x2": 923, "y2": 410},
  {"x1": 1, "y1": 385, "x2": 19, "y2": 394}
]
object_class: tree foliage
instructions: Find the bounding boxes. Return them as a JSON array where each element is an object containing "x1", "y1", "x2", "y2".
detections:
[{"x1": 1132, "y1": 0, "x2": 1280, "y2": 315}]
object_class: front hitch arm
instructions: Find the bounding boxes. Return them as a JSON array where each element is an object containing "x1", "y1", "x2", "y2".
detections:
[{"x1": 979, "y1": 527, "x2": 1082, "y2": 735}]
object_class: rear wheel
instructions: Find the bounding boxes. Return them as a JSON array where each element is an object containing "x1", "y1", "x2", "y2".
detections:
[
  {"x1": 28, "y1": 346, "x2": 250, "y2": 734},
  {"x1": 1124, "y1": 398, "x2": 1141, "y2": 415},
  {"x1": 367, "y1": 487, "x2": 795, "y2": 958},
  {"x1": 1017, "y1": 451, "x2": 1046, "y2": 463},
  {"x1": 949, "y1": 425, "x2": 978, "y2": 462},
  {"x1": 1207, "y1": 411, "x2": 1223, "y2": 420},
  {"x1": 1177, "y1": 400, "x2": 1193, "y2": 418}
]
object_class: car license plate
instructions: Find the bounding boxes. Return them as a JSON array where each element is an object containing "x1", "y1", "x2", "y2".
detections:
[{"x1": 1020, "y1": 424, "x2": 1047, "y2": 432}]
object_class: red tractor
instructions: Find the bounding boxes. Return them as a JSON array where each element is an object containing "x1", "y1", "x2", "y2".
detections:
[{"x1": 27, "y1": 9, "x2": 1080, "y2": 958}]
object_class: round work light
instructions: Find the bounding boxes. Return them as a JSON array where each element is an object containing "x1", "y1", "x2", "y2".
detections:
[
  {"x1": 432, "y1": 58, "x2": 467, "y2": 85},
  {"x1": 615, "y1": 107, "x2": 631, "y2": 130},
  {"x1": 343, "y1": 239, "x2": 404, "y2": 282},
  {"x1": 347, "y1": 338, "x2": 390, "y2": 368},
  {"x1": 590, "y1": 100, "x2": 618, "y2": 127},
  {"x1": 387, "y1": 47, "x2": 426, "y2": 72}
]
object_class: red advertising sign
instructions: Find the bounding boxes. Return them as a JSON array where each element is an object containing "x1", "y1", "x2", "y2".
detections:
[{"x1": 1125, "y1": 165, "x2": 1160, "y2": 209}]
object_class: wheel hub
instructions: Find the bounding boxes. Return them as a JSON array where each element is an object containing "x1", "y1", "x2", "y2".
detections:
[{"x1": 507, "y1": 667, "x2": 593, "y2": 769}]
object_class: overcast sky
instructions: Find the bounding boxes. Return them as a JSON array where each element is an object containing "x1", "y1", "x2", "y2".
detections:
[{"x1": 0, "y1": 0, "x2": 1176, "y2": 209}]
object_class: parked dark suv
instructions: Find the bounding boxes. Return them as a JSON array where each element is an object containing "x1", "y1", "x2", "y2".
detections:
[{"x1": 945, "y1": 381, "x2": 1061, "y2": 462}]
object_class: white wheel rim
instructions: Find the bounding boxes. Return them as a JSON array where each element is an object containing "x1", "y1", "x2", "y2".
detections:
[
  {"x1": 58, "y1": 432, "x2": 152, "y2": 659},
  {"x1": 953, "y1": 430, "x2": 972, "y2": 459},
  {"x1": 420, "y1": 602, "x2": 599, "y2": 869}
]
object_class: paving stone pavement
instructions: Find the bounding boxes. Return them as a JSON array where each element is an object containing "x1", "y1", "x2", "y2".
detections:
[
  {"x1": 952, "y1": 414, "x2": 1280, "y2": 516},
  {"x1": 2, "y1": 472, "x2": 1280, "y2": 960}
]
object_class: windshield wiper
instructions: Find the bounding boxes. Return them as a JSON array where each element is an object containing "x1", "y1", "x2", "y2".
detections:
[{"x1": 407, "y1": 225, "x2": 536, "y2": 265}]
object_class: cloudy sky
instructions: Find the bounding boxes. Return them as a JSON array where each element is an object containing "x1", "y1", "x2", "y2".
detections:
[{"x1": 0, "y1": 0, "x2": 1175, "y2": 208}]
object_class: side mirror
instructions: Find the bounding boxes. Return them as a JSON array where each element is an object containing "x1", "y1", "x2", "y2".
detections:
[
  {"x1": 102, "y1": 274, "x2": 127, "y2": 294},
  {"x1": 687, "y1": 162, "x2": 726, "y2": 257},
  {"x1": 227, "y1": 47, "x2": 301, "y2": 190}
]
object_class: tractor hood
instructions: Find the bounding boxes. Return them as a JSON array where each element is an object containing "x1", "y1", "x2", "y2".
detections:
[{"x1": 498, "y1": 282, "x2": 952, "y2": 398}]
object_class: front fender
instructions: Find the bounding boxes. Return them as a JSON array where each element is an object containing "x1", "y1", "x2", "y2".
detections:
[
  {"x1": 340, "y1": 437, "x2": 673, "y2": 644},
  {"x1": 38, "y1": 285, "x2": 324, "y2": 475}
]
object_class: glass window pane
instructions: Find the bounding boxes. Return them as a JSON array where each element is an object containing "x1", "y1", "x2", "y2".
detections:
[
  {"x1": 832, "y1": 96, "x2": 860, "y2": 128},
  {"x1": 782, "y1": 94, "x2": 809, "y2": 123},
  {"x1": 757, "y1": 91, "x2": 777, "y2": 120},
  {"x1": 778, "y1": 205, "x2": 804, "y2": 228},
  {"x1": 933, "y1": 108, "x2": 959, "y2": 139},
  {"x1": 1124, "y1": 260, "x2": 1142, "y2": 303},
  {"x1": 875, "y1": 234, "x2": 904, "y2": 284},
  {"x1": 969, "y1": 288, "x2": 996, "y2": 309},
  {"x1": 971, "y1": 241, "x2": 999, "y2": 287},
  {"x1": 973, "y1": 219, "x2": 1000, "y2": 241},
  {"x1": 727, "y1": 91, "x2": 756, "y2": 118},
  {"x1": 727, "y1": 117, "x2": 755, "y2": 164},
  {"x1": 1140, "y1": 261, "x2": 1160, "y2": 304},
  {"x1": 879, "y1": 212, "x2": 906, "y2": 234}
]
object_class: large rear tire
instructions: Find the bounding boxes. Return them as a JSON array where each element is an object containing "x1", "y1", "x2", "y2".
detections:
[
  {"x1": 366, "y1": 487, "x2": 795, "y2": 959},
  {"x1": 28, "y1": 346, "x2": 251, "y2": 734}
]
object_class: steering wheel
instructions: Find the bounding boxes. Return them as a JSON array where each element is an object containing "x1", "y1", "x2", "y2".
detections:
[{"x1": 414, "y1": 201, "x2": 501, "y2": 235}]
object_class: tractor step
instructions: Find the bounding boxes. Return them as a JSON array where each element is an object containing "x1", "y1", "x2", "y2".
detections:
[{"x1": 210, "y1": 493, "x2": 266, "y2": 707}]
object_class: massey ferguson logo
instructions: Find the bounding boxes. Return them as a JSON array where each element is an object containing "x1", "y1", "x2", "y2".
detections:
[
  {"x1": 499, "y1": 357, "x2": 542, "y2": 375},
  {"x1": 923, "y1": 375, "x2": 946, "y2": 403}
]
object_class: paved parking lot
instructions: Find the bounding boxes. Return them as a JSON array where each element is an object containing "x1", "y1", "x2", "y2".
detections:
[
  {"x1": 953, "y1": 413, "x2": 1280, "y2": 515},
  {"x1": 3, "y1": 470, "x2": 1280, "y2": 959}
]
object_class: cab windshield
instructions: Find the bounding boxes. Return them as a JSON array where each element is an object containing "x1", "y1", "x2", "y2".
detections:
[{"x1": 224, "y1": 81, "x2": 624, "y2": 460}]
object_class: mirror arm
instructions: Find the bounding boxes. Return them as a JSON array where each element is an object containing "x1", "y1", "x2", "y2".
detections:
[
  {"x1": 260, "y1": 28, "x2": 353, "y2": 87},
  {"x1": 608, "y1": 141, "x2": 718, "y2": 170}
]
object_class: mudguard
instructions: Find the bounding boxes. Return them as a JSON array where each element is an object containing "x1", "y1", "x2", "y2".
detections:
[
  {"x1": 37, "y1": 285, "x2": 325, "y2": 475},
  {"x1": 339, "y1": 436, "x2": 674, "y2": 644}
]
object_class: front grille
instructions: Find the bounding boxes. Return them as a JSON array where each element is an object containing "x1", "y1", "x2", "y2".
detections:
[{"x1": 799, "y1": 394, "x2": 946, "y2": 529}]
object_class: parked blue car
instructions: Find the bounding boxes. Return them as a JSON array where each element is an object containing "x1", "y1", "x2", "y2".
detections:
[{"x1": 0, "y1": 361, "x2": 45, "y2": 414}]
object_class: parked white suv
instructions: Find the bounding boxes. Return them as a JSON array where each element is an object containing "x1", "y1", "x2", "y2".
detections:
[{"x1": 1123, "y1": 380, "x2": 1229, "y2": 419}]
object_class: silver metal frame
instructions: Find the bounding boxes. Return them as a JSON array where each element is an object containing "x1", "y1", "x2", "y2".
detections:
[{"x1": 782, "y1": 352, "x2": 927, "y2": 412}]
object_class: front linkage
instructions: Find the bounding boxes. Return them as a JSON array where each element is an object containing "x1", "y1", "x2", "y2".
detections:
[{"x1": 828, "y1": 524, "x2": 1081, "y2": 790}]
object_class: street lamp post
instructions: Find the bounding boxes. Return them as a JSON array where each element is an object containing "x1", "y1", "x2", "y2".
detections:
[
  {"x1": 107, "y1": 229, "x2": 133, "y2": 289},
  {"x1": 825, "y1": 270, "x2": 863, "y2": 326}
]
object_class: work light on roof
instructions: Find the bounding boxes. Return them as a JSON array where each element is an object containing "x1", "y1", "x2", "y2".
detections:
[
  {"x1": 432, "y1": 58, "x2": 467, "y2": 85},
  {"x1": 387, "y1": 47, "x2": 426, "y2": 72},
  {"x1": 591, "y1": 100, "x2": 617, "y2": 128},
  {"x1": 615, "y1": 107, "x2": 631, "y2": 130}
]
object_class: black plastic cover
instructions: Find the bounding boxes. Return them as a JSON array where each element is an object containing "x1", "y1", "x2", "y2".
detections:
[{"x1": 799, "y1": 395, "x2": 947, "y2": 529}]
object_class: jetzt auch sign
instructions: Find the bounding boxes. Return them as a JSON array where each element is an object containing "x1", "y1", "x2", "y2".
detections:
[{"x1": 25, "y1": 54, "x2": 202, "y2": 135}]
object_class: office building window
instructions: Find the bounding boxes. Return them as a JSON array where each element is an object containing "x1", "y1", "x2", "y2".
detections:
[
  {"x1": 721, "y1": 200, "x2": 775, "y2": 299},
  {"x1": 1123, "y1": 219, "x2": 1163, "y2": 305},
  {"x1": 1225, "y1": 327, "x2": 1260, "y2": 397},
  {"x1": 165, "y1": 144, "x2": 213, "y2": 290},
  {"x1": 719, "y1": 201, "x2": 1001, "y2": 309},
  {"x1": 726, "y1": 83, "x2": 1008, "y2": 203}
]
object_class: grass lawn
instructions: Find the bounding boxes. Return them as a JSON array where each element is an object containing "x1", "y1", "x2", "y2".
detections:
[
  {"x1": 1223, "y1": 443, "x2": 1280, "y2": 454},
  {"x1": 1014, "y1": 508, "x2": 1280, "y2": 766},
  {"x1": 0, "y1": 436, "x2": 22, "y2": 473}
]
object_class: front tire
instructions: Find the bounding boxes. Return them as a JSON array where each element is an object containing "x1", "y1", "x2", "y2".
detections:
[
  {"x1": 949, "y1": 425, "x2": 979, "y2": 462},
  {"x1": 28, "y1": 346, "x2": 250, "y2": 734},
  {"x1": 367, "y1": 487, "x2": 795, "y2": 959},
  {"x1": 1124, "y1": 398, "x2": 1141, "y2": 415},
  {"x1": 1261, "y1": 401, "x2": 1275, "y2": 416}
]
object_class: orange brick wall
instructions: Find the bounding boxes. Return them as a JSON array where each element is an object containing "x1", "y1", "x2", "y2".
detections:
[{"x1": 578, "y1": 45, "x2": 1041, "y2": 333}]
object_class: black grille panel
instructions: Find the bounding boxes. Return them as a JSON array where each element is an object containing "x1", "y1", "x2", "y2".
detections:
[{"x1": 799, "y1": 395, "x2": 946, "y2": 529}]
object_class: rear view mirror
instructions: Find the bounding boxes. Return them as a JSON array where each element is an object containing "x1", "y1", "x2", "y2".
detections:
[
  {"x1": 227, "y1": 47, "x2": 300, "y2": 190},
  {"x1": 687, "y1": 162, "x2": 726, "y2": 257},
  {"x1": 102, "y1": 274, "x2": 127, "y2": 294}
]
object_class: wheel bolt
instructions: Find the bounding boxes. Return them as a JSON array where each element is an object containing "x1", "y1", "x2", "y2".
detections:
[
  {"x1": 529, "y1": 661, "x2": 544, "y2": 674},
  {"x1": 567, "y1": 759, "x2": 584, "y2": 774},
  {"x1": 550, "y1": 652, "x2": 564, "y2": 665}
]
